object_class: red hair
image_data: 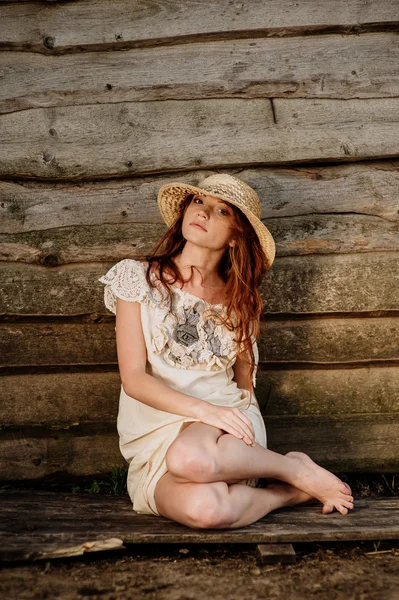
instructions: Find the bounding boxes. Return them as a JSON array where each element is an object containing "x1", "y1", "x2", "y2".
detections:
[{"x1": 139, "y1": 194, "x2": 268, "y2": 390}]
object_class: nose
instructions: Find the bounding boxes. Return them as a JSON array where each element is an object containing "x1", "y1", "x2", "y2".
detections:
[{"x1": 196, "y1": 205, "x2": 209, "y2": 219}]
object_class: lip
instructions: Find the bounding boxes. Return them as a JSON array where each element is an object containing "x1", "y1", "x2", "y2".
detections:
[{"x1": 190, "y1": 221, "x2": 207, "y2": 232}]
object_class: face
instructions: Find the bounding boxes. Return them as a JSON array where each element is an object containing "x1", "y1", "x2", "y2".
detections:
[{"x1": 181, "y1": 192, "x2": 237, "y2": 252}]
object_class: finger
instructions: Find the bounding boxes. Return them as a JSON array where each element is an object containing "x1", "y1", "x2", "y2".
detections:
[
  {"x1": 233, "y1": 409, "x2": 256, "y2": 437},
  {"x1": 221, "y1": 419, "x2": 253, "y2": 445},
  {"x1": 228, "y1": 419, "x2": 253, "y2": 443},
  {"x1": 231, "y1": 410, "x2": 255, "y2": 436},
  {"x1": 231, "y1": 416, "x2": 255, "y2": 442},
  {"x1": 220, "y1": 422, "x2": 248, "y2": 441}
]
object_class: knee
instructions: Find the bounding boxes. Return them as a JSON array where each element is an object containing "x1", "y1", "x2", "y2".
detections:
[
  {"x1": 165, "y1": 439, "x2": 217, "y2": 482},
  {"x1": 187, "y1": 484, "x2": 234, "y2": 529}
]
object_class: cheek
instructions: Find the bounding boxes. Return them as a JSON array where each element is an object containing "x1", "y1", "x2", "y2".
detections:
[{"x1": 183, "y1": 203, "x2": 196, "y2": 219}]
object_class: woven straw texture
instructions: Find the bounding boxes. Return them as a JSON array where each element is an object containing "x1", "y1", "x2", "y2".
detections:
[{"x1": 157, "y1": 174, "x2": 276, "y2": 269}]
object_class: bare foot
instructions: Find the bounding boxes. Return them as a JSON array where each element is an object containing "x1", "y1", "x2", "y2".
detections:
[
  {"x1": 285, "y1": 451, "x2": 355, "y2": 516},
  {"x1": 266, "y1": 481, "x2": 316, "y2": 508}
]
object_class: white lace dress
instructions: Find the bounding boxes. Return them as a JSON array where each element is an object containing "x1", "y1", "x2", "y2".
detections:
[{"x1": 98, "y1": 258, "x2": 267, "y2": 516}]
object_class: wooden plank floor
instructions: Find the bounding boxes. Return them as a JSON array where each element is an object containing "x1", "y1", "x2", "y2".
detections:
[{"x1": 1, "y1": 490, "x2": 398, "y2": 563}]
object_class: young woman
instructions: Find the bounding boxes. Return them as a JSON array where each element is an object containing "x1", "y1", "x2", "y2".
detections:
[{"x1": 99, "y1": 173, "x2": 354, "y2": 529}]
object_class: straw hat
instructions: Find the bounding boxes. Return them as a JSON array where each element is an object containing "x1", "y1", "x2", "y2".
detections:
[{"x1": 157, "y1": 173, "x2": 276, "y2": 269}]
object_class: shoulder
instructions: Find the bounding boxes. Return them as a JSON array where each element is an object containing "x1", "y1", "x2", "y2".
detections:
[
  {"x1": 98, "y1": 258, "x2": 152, "y2": 314},
  {"x1": 99, "y1": 258, "x2": 147, "y2": 281}
]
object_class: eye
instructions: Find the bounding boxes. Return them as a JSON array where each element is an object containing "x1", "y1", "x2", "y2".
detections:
[
  {"x1": 218, "y1": 208, "x2": 228, "y2": 215},
  {"x1": 193, "y1": 197, "x2": 204, "y2": 205}
]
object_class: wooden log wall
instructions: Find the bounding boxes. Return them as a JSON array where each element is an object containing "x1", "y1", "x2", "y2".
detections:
[{"x1": 0, "y1": 0, "x2": 398, "y2": 481}]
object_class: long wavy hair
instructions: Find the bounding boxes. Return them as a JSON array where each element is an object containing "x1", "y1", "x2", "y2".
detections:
[{"x1": 139, "y1": 193, "x2": 268, "y2": 390}]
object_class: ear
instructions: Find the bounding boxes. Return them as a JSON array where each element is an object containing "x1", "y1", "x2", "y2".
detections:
[{"x1": 229, "y1": 240, "x2": 236, "y2": 248}]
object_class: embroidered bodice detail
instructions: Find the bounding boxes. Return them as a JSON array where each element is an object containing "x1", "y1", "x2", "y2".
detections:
[{"x1": 98, "y1": 258, "x2": 258, "y2": 385}]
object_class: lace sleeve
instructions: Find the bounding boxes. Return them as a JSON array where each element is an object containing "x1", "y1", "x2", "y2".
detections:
[{"x1": 98, "y1": 259, "x2": 148, "y2": 315}]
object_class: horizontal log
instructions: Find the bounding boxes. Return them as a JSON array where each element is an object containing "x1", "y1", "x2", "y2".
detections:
[
  {"x1": 1, "y1": 98, "x2": 399, "y2": 178},
  {"x1": 1, "y1": 0, "x2": 397, "y2": 51},
  {"x1": 1, "y1": 317, "x2": 398, "y2": 367},
  {"x1": 257, "y1": 367, "x2": 399, "y2": 415},
  {"x1": 264, "y1": 413, "x2": 399, "y2": 471},
  {"x1": 0, "y1": 223, "x2": 164, "y2": 265},
  {"x1": 0, "y1": 425, "x2": 124, "y2": 481},
  {"x1": 1, "y1": 366, "x2": 398, "y2": 428},
  {"x1": 1, "y1": 371, "x2": 120, "y2": 426},
  {"x1": 1, "y1": 413, "x2": 398, "y2": 480},
  {"x1": 2, "y1": 33, "x2": 399, "y2": 113},
  {"x1": 1, "y1": 215, "x2": 398, "y2": 265},
  {"x1": 1, "y1": 161, "x2": 398, "y2": 236},
  {"x1": 260, "y1": 318, "x2": 399, "y2": 364},
  {"x1": 1, "y1": 253, "x2": 397, "y2": 315},
  {"x1": 1, "y1": 322, "x2": 119, "y2": 367},
  {"x1": 264, "y1": 252, "x2": 399, "y2": 314}
]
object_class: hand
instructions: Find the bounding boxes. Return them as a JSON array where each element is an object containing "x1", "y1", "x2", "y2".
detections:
[{"x1": 195, "y1": 402, "x2": 256, "y2": 446}]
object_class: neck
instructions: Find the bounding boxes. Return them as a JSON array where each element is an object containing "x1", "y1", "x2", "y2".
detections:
[{"x1": 174, "y1": 243, "x2": 226, "y2": 287}]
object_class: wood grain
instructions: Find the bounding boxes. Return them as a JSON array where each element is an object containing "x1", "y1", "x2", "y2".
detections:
[
  {"x1": 1, "y1": 215, "x2": 398, "y2": 265},
  {"x1": 1, "y1": 32, "x2": 399, "y2": 113},
  {"x1": 1, "y1": 412, "x2": 398, "y2": 480},
  {"x1": 1, "y1": 0, "x2": 397, "y2": 51},
  {"x1": 1, "y1": 253, "x2": 398, "y2": 315},
  {"x1": 1, "y1": 317, "x2": 398, "y2": 367},
  {"x1": 1, "y1": 98, "x2": 398, "y2": 178},
  {"x1": 1, "y1": 366, "x2": 398, "y2": 427},
  {"x1": 1, "y1": 491, "x2": 398, "y2": 563},
  {"x1": 2, "y1": 162, "x2": 397, "y2": 235}
]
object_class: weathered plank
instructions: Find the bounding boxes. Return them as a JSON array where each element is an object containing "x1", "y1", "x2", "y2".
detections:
[
  {"x1": 258, "y1": 318, "x2": 399, "y2": 364},
  {"x1": 1, "y1": 317, "x2": 398, "y2": 367},
  {"x1": 0, "y1": 371, "x2": 120, "y2": 426},
  {"x1": 1, "y1": 367, "x2": 398, "y2": 428},
  {"x1": 0, "y1": 489, "x2": 399, "y2": 562},
  {"x1": 2, "y1": 32, "x2": 399, "y2": 113},
  {"x1": 257, "y1": 367, "x2": 399, "y2": 415},
  {"x1": 1, "y1": 491, "x2": 398, "y2": 564},
  {"x1": 0, "y1": 253, "x2": 398, "y2": 315},
  {"x1": 1, "y1": 162, "x2": 397, "y2": 235},
  {"x1": 1, "y1": 98, "x2": 399, "y2": 178},
  {"x1": 1, "y1": 0, "x2": 397, "y2": 51},
  {"x1": 1, "y1": 412, "x2": 398, "y2": 480},
  {"x1": 0, "y1": 223, "x2": 164, "y2": 265},
  {"x1": 264, "y1": 413, "x2": 399, "y2": 471},
  {"x1": 1, "y1": 215, "x2": 398, "y2": 264},
  {"x1": 0, "y1": 322, "x2": 118, "y2": 367},
  {"x1": 257, "y1": 544, "x2": 296, "y2": 565},
  {"x1": 0, "y1": 425, "x2": 124, "y2": 481}
]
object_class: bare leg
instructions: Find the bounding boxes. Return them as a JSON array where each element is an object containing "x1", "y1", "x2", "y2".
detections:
[
  {"x1": 166, "y1": 423, "x2": 354, "y2": 515},
  {"x1": 154, "y1": 471, "x2": 317, "y2": 529}
]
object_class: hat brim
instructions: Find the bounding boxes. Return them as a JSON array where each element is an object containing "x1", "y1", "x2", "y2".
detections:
[{"x1": 157, "y1": 181, "x2": 276, "y2": 269}]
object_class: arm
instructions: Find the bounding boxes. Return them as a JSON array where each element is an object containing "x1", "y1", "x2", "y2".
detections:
[
  {"x1": 232, "y1": 350, "x2": 260, "y2": 411},
  {"x1": 116, "y1": 296, "x2": 256, "y2": 444},
  {"x1": 115, "y1": 297, "x2": 208, "y2": 418}
]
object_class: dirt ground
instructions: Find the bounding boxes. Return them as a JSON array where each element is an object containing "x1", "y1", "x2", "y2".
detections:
[
  {"x1": 1, "y1": 473, "x2": 398, "y2": 600},
  {"x1": 1, "y1": 540, "x2": 399, "y2": 600}
]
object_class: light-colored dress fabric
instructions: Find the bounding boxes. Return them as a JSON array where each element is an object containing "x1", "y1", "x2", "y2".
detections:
[{"x1": 98, "y1": 258, "x2": 267, "y2": 516}]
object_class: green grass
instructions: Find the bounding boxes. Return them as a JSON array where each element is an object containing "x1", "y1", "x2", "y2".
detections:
[{"x1": 70, "y1": 466, "x2": 128, "y2": 496}]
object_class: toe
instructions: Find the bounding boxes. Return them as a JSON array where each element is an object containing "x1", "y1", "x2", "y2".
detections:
[
  {"x1": 322, "y1": 502, "x2": 334, "y2": 514},
  {"x1": 339, "y1": 493, "x2": 354, "y2": 502},
  {"x1": 340, "y1": 506, "x2": 349, "y2": 516},
  {"x1": 343, "y1": 482, "x2": 352, "y2": 494}
]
